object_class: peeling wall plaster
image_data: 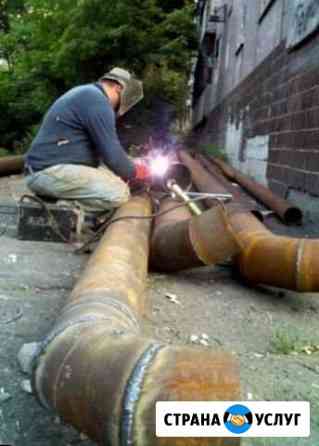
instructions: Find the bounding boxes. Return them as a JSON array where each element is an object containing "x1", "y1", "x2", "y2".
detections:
[{"x1": 225, "y1": 118, "x2": 270, "y2": 185}]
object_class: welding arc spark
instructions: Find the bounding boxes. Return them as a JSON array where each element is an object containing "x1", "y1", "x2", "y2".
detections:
[{"x1": 150, "y1": 156, "x2": 169, "y2": 177}]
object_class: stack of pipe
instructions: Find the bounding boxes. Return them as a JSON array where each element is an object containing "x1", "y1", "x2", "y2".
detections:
[
  {"x1": 179, "y1": 151, "x2": 231, "y2": 209},
  {"x1": 179, "y1": 151, "x2": 263, "y2": 220},
  {"x1": 32, "y1": 195, "x2": 240, "y2": 446},
  {"x1": 209, "y1": 157, "x2": 303, "y2": 225},
  {"x1": 30, "y1": 154, "x2": 318, "y2": 446},
  {"x1": 151, "y1": 150, "x2": 319, "y2": 293},
  {"x1": 151, "y1": 195, "x2": 319, "y2": 292},
  {"x1": 194, "y1": 153, "x2": 260, "y2": 211}
]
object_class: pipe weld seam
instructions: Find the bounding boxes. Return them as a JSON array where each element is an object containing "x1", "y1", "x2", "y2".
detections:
[
  {"x1": 64, "y1": 296, "x2": 140, "y2": 330},
  {"x1": 296, "y1": 239, "x2": 305, "y2": 291},
  {"x1": 120, "y1": 343, "x2": 164, "y2": 446},
  {"x1": 32, "y1": 315, "x2": 127, "y2": 410}
]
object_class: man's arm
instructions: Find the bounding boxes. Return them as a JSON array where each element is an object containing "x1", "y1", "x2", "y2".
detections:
[{"x1": 85, "y1": 102, "x2": 136, "y2": 180}]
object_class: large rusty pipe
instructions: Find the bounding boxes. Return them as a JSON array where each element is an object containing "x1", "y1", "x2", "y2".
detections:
[
  {"x1": 228, "y1": 211, "x2": 319, "y2": 292},
  {"x1": 151, "y1": 197, "x2": 319, "y2": 292},
  {"x1": 211, "y1": 157, "x2": 303, "y2": 225},
  {"x1": 179, "y1": 151, "x2": 263, "y2": 221},
  {"x1": 32, "y1": 195, "x2": 240, "y2": 445},
  {"x1": 151, "y1": 197, "x2": 241, "y2": 272},
  {"x1": 195, "y1": 153, "x2": 260, "y2": 210},
  {"x1": 179, "y1": 151, "x2": 231, "y2": 208},
  {"x1": 0, "y1": 155, "x2": 24, "y2": 176}
]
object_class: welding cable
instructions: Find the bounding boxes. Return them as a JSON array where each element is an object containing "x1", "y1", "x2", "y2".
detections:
[
  {"x1": 18, "y1": 193, "x2": 219, "y2": 254},
  {"x1": 74, "y1": 195, "x2": 213, "y2": 254},
  {"x1": 19, "y1": 194, "x2": 114, "y2": 246}
]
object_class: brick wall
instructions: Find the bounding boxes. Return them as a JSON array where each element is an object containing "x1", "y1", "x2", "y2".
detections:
[{"x1": 193, "y1": 36, "x2": 319, "y2": 198}]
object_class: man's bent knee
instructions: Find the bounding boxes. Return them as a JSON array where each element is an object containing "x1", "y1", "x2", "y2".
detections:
[
  {"x1": 25, "y1": 164, "x2": 131, "y2": 211},
  {"x1": 78, "y1": 182, "x2": 130, "y2": 212}
]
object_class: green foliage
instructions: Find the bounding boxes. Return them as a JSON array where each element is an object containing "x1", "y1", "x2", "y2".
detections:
[
  {"x1": 271, "y1": 329, "x2": 301, "y2": 355},
  {"x1": 0, "y1": 147, "x2": 10, "y2": 156},
  {"x1": 270, "y1": 327, "x2": 319, "y2": 356},
  {"x1": 0, "y1": 0, "x2": 196, "y2": 151},
  {"x1": 199, "y1": 143, "x2": 228, "y2": 161}
]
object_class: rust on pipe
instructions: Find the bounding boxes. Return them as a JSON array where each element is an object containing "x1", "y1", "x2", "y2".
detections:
[
  {"x1": 152, "y1": 197, "x2": 319, "y2": 292},
  {"x1": 179, "y1": 151, "x2": 263, "y2": 221},
  {"x1": 195, "y1": 153, "x2": 260, "y2": 211},
  {"x1": 151, "y1": 197, "x2": 201, "y2": 272},
  {"x1": 210, "y1": 157, "x2": 237, "y2": 180},
  {"x1": 0, "y1": 155, "x2": 24, "y2": 176},
  {"x1": 32, "y1": 195, "x2": 241, "y2": 445},
  {"x1": 227, "y1": 210, "x2": 319, "y2": 292},
  {"x1": 211, "y1": 157, "x2": 303, "y2": 225},
  {"x1": 151, "y1": 197, "x2": 240, "y2": 272},
  {"x1": 179, "y1": 151, "x2": 230, "y2": 208},
  {"x1": 195, "y1": 154, "x2": 234, "y2": 185}
]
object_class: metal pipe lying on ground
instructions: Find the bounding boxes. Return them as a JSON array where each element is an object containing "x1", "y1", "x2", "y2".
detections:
[
  {"x1": 151, "y1": 198, "x2": 319, "y2": 292},
  {"x1": 179, "y1": 151, "x2": 231, "y2": 208},
  {"x1": 211, "y1": 157, "x2": 303, "y2": 225},
  {"x1": 229, "y1": 211, "x2": 319, "y2": 292},
  {"x1": 195, "y1": 153, "x2": 261, "y2": 210},
  {"x1": 32, "y1": 195, "x2": 240, "y2": 445},
  {"x1": 0, "y1": 155, "x2": 24, "y2": 176},
  {"x1": 151, "y1": 197, "x2": 241, "y2": 272},
  {"x1": 179, "y1": 151, "x2": 263, "y2": 222}
]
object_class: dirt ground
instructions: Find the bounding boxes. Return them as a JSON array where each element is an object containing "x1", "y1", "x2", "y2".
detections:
[{"x1": 0, "y1": 175, "x2": 318, "y2": 446}]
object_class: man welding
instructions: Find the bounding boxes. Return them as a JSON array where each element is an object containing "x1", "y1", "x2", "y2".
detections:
[{"x1": 24, "y1": 68, "x2": 151, "y2": 213}]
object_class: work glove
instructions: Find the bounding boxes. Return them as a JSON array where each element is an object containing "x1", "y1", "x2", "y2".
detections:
[{"x1": 133, "y1": 158, "x2": 152, "y2": 181}]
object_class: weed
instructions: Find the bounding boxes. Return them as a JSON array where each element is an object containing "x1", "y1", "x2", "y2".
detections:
[
  {"x1": 199, "y1": 143, "x2": 228, "y2": 161},
  {"x1": 271, "y1": 328, "x2": 319, "y2": 356},
  {"x1": 271, "y1": 329, "x2": 300, "y2": 355}
]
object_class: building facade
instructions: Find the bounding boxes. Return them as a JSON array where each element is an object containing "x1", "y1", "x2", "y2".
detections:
[{"x1": 192, "y1": 0, "x2": 319, "y2": 214}]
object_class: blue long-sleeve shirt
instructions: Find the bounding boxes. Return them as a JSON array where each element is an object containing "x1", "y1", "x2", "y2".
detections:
[{"x1": 25, "y1": 83, "x2": 135, "y2": 180}]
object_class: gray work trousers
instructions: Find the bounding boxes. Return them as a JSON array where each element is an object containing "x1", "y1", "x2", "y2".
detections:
[{"x1": 26, "y1": 164, "x2": 130, "y2": 212}]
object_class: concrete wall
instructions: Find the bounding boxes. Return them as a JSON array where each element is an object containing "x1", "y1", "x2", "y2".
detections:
[
  {"x1": 194, "y1": 0, "x2": 287, "y2": 122},
  {"x1": 192, "y1": 0, "x2": 319, "y2": 212}
]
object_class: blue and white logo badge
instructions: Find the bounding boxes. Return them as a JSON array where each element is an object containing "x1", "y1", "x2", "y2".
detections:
[
  {"x1": 224, "y1": 404, "x2": 253, "y2": 434},
  {"x1": 156, "y1": 401, "x2": 310, "y2": 438}
]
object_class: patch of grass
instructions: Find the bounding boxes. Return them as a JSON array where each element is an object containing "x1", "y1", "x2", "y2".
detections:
[
  {"x1": 271, "y1": 330, "x2": 300, "y2": 355},
  {"x1": 270, "y1": 328, "x2": 319, "y2": 356}
]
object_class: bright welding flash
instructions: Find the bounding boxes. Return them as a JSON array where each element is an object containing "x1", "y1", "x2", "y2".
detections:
[{"x1": 150, "y1": 155, "x2": 169, "y2": 177}]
